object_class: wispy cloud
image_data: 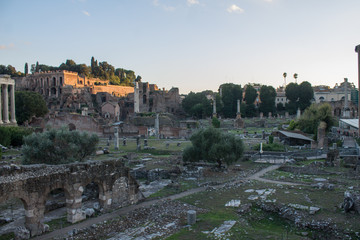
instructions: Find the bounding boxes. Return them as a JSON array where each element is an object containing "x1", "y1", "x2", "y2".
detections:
[
  {"x1": 152, "y1": 0, "x2": 176, "y2": 11},
  {"x1": 163, "y1": 6, "x2": 175, "y2": 11},
  {"x1": 82, "y1": 10, "x2": 90, "y2": 16},
  {"x1": 264, "y1": 0, "x2": 273, "y2": 2},
  {"x1": 187, "y1": 0, "x2": 199, "y2": 6},
  {"x1": 0, "y1": 43, "x2": 14, "y2": 50},
  {"x1": 227, "y1": 4, "x2": 244, "y2": 14}
]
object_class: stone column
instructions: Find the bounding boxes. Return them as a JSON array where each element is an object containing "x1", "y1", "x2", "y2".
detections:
[
  {"x1": 10, "y1": 84, "x2": 16, "y2": 123},
  {"x1": 0, "y1": 84, "x2": 2, "y2": 124},
  {"x1": 155, "y1": 113, "x2": 159, "y2": 138},
  {"x1": 2, "y1": 84, "x2": 9, "y2": 123},
  {"x1": 24, "y1": 196, "x2": 46, "y2": 237},
  {"x1": 356, "y1": 44, "x2": 360, "y2": 136},
  {"x1": 134, "y1": 82, "x2": 140, "y2": 113},
  {"x1": 236, "y1": 99, "x2": 241, "y2": 119},
  {"x1": 66, "y1": 186, "x2": 85, "y2": 223}
]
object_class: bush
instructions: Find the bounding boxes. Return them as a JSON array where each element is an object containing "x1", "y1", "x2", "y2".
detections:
[
  {"x1": 0, "y1": 126, "x2": 33, "y2": 147},
  {"x1": 253, "y1": 142, "x2": 285, "y2": 152},
  {"x1": 269, "y1": 135, "x2": 274, "y2": 144},
  {"x1": 22, "y1": 128, "x2": 99, "y2": 165},
  {"x1": 183, "y1": 127, "x2": 244, "y2": 168},
  {"x1": 211, "y1": 117, "x2": 220, "y2": 128}
]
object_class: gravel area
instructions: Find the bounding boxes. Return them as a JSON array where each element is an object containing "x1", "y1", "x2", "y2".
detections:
[{"x1": 66, "y1": 200, "x2": 207, "y2": 240}]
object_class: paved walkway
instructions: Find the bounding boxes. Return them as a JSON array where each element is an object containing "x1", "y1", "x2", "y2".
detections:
[
  {"x1": 34, "y1": 164, "x2": 296, "y2": 239},
  {"x1": 343, "y1": 136, "x2": 357, "y2": 148}
]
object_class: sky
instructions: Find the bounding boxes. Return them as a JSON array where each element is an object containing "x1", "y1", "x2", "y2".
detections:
[{"x1": 1, "y1": 0, "x2": 360, "y2": 94}]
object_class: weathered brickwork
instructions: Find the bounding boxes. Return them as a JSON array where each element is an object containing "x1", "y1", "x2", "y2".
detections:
[{"x1": 0, "y1": 160, "x2": 143, "y2": 237}]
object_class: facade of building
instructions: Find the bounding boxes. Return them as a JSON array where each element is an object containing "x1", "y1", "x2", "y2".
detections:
[
  {"x1": 15, "y1": 70, "x2": 134, "y2": 98},
  {"x1": 128, "y1": 82, "x2": 181, "y2": 114}
]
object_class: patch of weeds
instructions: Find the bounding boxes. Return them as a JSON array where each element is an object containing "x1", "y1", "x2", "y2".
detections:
[
  {"x1": 148, "y1": 180, "x2": 198, "y2": 199},
  {"x1": 0, "y1": 232, "x2": 15, "y2": 240},
  {"x1": 45, "y1": 216, "x2": 71, "y2": 231}
]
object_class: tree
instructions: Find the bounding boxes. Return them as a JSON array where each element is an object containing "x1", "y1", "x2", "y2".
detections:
[
  {"x1": 244, "y1": 85, "x2": 257, "y2": 105},
  {"x1": 25, "y1": 63, "x2": 28, "y2": 75},
  {"x1": 298, "y1": 81, "x2": 314, "y2": 110},
  {"x1": 183, "y1": 127, "x2": 244, "y2": 168},
  {"x1": 35, "y1": 61, "x2": 39, "y2": 73},
  {"x1": 30, "y1": 64, "x2": 36, "y2": 74},
  {"x1": 259, "y1": 85, "x2": 276, "y2": 116},
  {"x1": 22, "y1": 128, "x2": 99, "y2": 165},
  {"x1": 15, "y1": 91, "x2": 48, "y2": 125},
  {"x1": 297, "y1": 103, "x2": 334, "y2": 134},
  {"x1": 219, "y1": 83, "x2": 242, "y2": 118},
  {"x1": 182, "y1": 91, "x2": 212, "y2": 119},
  {"x1": 293, "y1": 73, "x2": 298, "y2": 83}
]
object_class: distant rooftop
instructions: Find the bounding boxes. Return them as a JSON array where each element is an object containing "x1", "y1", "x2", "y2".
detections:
[{"x1": 340, "y1": 119, "x2": 359, "y2": 129}]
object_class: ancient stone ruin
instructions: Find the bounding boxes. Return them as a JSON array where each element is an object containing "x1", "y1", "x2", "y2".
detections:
[{"x1": 0, "y1": 160, "x2": 143, "y2": 237}]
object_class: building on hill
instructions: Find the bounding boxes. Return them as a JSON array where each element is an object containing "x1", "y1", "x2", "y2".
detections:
[{"x1": 14, "y1": 70, "x2": 134, "y2": 98}]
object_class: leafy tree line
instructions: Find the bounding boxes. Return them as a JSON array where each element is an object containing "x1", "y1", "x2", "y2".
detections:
[
  {"x1": 182, "y1": 81, "x2": 313, "y2": 119},
  {"x1": 0, "y1": 65, "x2": 25, "y2": 77}
]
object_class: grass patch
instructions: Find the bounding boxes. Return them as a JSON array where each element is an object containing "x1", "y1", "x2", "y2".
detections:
[
  {"x1": 45, "y1": 216, "x2": 72, "y2": 231},
  {"x1": 148, "y1": 180, "x2": 198, "y2": 199},
  {"x1": 0, "y1": 232, "x2": 15, "y2": 240}
]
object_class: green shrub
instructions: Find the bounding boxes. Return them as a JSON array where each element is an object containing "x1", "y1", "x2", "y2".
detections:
[
  {"x1": 0, "y1": 127, "x2": 11, "y2": 147},
  {"x1": 183, "y1": 127, "x2": 244, "y2": 168},
  {"x1": 211, "y1": 117, "x2": 220, "y2": 128},
  {"x1": 269, "y1": 135, "x2": 274, "y2": 144},
  {"x1": 253, "y1": 143, "x2": 285, "y2": 152},
  {"x1": 22, "y1": 128, "x2": 99, "y2": 165},
  {"x1": 0, "y1": 126, "x2": 33, "y2": 147}
]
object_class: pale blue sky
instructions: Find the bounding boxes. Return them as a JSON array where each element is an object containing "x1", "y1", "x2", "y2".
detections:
[{"x1": 1, "y1": 0, "x2": 360, "y2": 94}]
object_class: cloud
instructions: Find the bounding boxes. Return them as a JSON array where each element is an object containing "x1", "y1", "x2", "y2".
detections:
[
  {"x1": 227, "y1": 4, "x2": 244, "y2": 14},
  {"x1": 82, "y1": 10, "x2": 90, "y2": 16},
  {"x1": 0, "y1": 43, "x2": 14, "y2": 50},
  {"x1": 163, "y1": 6, "x2": 175, "y2": 11},
  {"x1": 152, "y1": 0, "x2": 176, "y2": 11},
  {"x1": 264, "y1": 0, "x2": 273, "y2": 2},
  {"x1": 187, "y1": 0, "x2": 199, "y2": 6}
]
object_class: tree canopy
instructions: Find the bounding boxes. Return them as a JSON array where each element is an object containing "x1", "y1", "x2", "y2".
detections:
[
  {"x1": 0, "y1": 65, "x2": 24, "y2": 77},
  {"x1": 285, "y1": 81, "x2": 314, "y2": 113},
  {"x1": 22, "y1": 128, "x2": 99, "y2": 165},
  {"x1": 219, "y1": 83, "x2": 242, "y2": 118},
  {"x1": 183, "y1": 127, "x2": 244, "y2": 168},
  {"x1": 297, "y1": 103, "x2": 335, "y2": 134},
  {"x1": 259, "y1": 85, "x2": 276, "y2": 116},
  {"x1": 182, "y1": 91, "x2": 212, "y2": 119},
  {"x1": 15, "y1": 91, "x2": 48, "y2": 125},
  {"x1": 244, "y1": 85, "x2": 258, "y2": 105}
]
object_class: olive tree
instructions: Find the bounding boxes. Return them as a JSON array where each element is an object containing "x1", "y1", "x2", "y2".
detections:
[
  {"x1": 183, "y1": 127, "x2": 244, "y2": 168},
  {"x1": 22, "y1": 128, "x2": 99, "y2": 165}
]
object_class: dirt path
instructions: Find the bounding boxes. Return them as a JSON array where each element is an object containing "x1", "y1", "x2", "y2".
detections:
[
  {"x1": 246, "y1": 164, "x2": 302, "y2": 186},
  {"x1": 34, "y1": 164, "x2": 296, "y2": 240}
]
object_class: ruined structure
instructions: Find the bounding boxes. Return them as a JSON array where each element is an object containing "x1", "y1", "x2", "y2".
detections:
[
  {"x1": 128, "y1": 82, "x2": 181, "y2": 114},
  {"x1": 0, "y1": 75, "x2": 17, "y2": 125},
  {"x1": 0, "y1": 160, "x2": 143, "y2": 237},
  {"x1": 15, "y1": 70, "x2": 134, "y2": 98}
]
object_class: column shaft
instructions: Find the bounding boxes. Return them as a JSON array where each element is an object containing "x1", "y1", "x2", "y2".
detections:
[
  {"x1": 2, "y1": 84, "x2": 9, "y2": 123},
  {"x1": 10, "y1": 84, "x2": 16, "y2": 123}
]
